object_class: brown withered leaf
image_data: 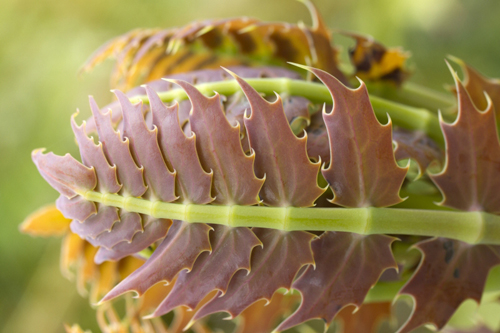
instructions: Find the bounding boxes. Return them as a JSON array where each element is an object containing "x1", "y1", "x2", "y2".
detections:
[
  {"x1": 80, "y1": 1, "x2": 347, "y2": 90},
  {"x1": 336, "y1": 302, "x2": 392, "y2": 333},
  {"x1": 230, "y1": 71, "x2": 325, "y2": 207},
  {"x1": 430, "y1": 65, "x2": 500, "y2": 214},
  {"x1": 276, "y1": 232, "x2": 397, "y2": 331},
  {"x1": 398, "y1": 238, "x2": 500, "y2": 333},
  {"x1": 299, "y1": 65, "x2": 407, "y2": 207},
  {"x1": 20, "y1": 204, "x2": 70, "y2": 237},
  {"x1": 344, "y1": 31, "x2": 410, "y2": 85},
  {"x1": 193, "y1": 228, "x2": 315, "y2": 321},
  {"x1": 235, "y1": 292, "x2": 300, "y2": 333},
  {"x1": 449, "y1": 56, "x2": 500, "y2": 120}
]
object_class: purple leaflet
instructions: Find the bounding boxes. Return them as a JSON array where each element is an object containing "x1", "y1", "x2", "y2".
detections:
[
  {"x1": 305, "y1": 110, "x2": 330, "y2": 162},
  {"x1": 94, "y1": 219, "x2": 171, "y2": 264},
  {"x1": 193, "y1": 228, "x2": 315, "y2": 321},
  {"x1": 172, "y1": 79, "x2": 264, "y2": 205},
  {"x1": 231, "y1": 71, "x2": 325, "y2": 207},
  {"x1": 393, "y1": 128, "x2": 442, "y2": 176},
  {"x1": 146, "y1": 87, "x2": 213, "y2": 205},
  {"x1": 56, "y1": 195, "x2": 96, "y2": 223},
  {"x1": 71, "y1": 113, "x2": 121, "y2": 194},
  {"x1": 151, "y1": 225, "x2": 262, "y2": 316},
  {"x1": 89, "y1": 96, "x2": 147, "y2": 197},
  {"x1": 32, "y1": 149, "x2": 96, "y2": 199},
  {"x1": 115, "y1": 90, "x2": 176, "y2": 202},
  {"x1": 69, "y1": 205, "x2": 119, "y2": 239},
  {"x1": 85, "y1": 211, "x2": 142, "y2": 249},
  {"x1": 398, "y1": 238, "x2": 500, "y2": 333},
  {"x1": 430, "y1": 66, "x2": 500, "y2": 214},
  {"x1": 301, "y1": 65, "x2": 407, "y2": 208},
  {"x1": 276, "y1": 232, "x2": 397, "y2": 331},
  {"x1": 101, "y1": 220, "x2": 212, "y2": 301}
]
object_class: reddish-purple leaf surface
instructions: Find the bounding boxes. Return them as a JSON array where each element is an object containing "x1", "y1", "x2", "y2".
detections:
[
  {"x1": 102, "y1": 220, "x2": 211, "y2": 301},
  {"x1": 146, "y1": 87, "x2": 213, "y2": 205},
  {"x1": 116, "y1": 90, "x2": 176, "y2": 202},
  {"x1": 300, "y1": 65, "x2": 407, "y2": 208},
  {"x1": 193, "y1": 228, "x2": 315, "y2": 321},
  {"x1": 393, "y1": 128, "x2": 442, "y2": 176},
  {"x1": 32, "y1": 149, "x2": 96, "y2": 199},
  {"x1": 94, "y1": 218, "x2": 171, "y2": 264},
  {"x1": 151, "y1": 225, "x2": 262, "y2": 316},
  {"x1": 56, "y1": 195, "x2": 96, "y2": 223},
  {"x1": 398, "y1": 238, "x2": 500, "y2": 333},
  {"x1": 430, "y1": 68, "x2": 500, "y2": 214},
  {"x1": 231, "y1": 71, "x2": 325, "y2": 207},
  {"x1": 89, "y1": 96, "x2": 147, "y2": 197},
  {"x1": 69, "y1": 205, "x2": 119, "y2": 239},
  {"x1": 277, "y1": 232, "x2": 397, "y2": 331},
  {"x1": 86, "y1": 211, "x2": 143, "y2": 249},
  {"x1": 171, "y1": 79, "x2": 264, "y2": 205}
]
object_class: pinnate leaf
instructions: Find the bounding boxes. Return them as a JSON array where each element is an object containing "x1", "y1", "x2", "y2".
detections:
[
  {"x1": 301, "y1": 65, "x2": 407, "y2": 207},
  {"x1": 430, "y1": 67, "x2": 500, "y2": 213},
  {"x1": 277, "y1": 232, "x2": 397, "y2": 331},
  {"x1": 69, "y1": 205, "x2": 119, "y2": 239},
  {"x1": 336, "y1": 302, "x2": 392, "y2": 333},
  {"x1": 398, "y1": 238, "x2": 500, "y2": 333}
]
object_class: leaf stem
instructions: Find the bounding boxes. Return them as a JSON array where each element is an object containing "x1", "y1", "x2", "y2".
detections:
[
  {"x1": 128, "y1": 78, "x2": 444, "y2": 145},
  {"x1": 82, "y1": 191, "x2": 500, "y2": 245}
]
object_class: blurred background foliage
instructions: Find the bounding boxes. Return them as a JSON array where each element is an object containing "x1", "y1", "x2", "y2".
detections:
[{"x1": 1, "y1": 0, "x2": 499, "y2": 332}]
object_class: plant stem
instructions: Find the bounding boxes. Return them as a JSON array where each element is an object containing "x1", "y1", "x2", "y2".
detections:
[
  {"x1": 128, "y1": 78, "x2": 444, "y2": 145},
  {"x1": 82, "y1": 191, "x2": 500, "y2": 245}
]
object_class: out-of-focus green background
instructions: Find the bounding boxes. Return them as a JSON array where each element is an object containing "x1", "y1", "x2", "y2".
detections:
[{"x1": 1, "y1": 0, "x2": 499, "y2": 332}]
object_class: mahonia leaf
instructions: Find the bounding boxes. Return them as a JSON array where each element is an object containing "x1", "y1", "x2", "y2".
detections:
[
  {"x1": 86, "y1": 211, "x2": 143, "y2": 249},
  {"x1": 20, "y1": 204, "x2": 71, "y2": 237},
  {"x1": 146, "y1": 87, "x2": 213, "y2": 204},
  {"x1": 94, "y1": 219, "x2": 171, "y2": 264},
  {"x1": 230, "y1": 71, "x2": 325, "y2": 207},
  {"x1": 300, "y1": 65, "x2": 407, "y2": 207},
  {"x1": 449, "y1": 56, "x2": 500, "y2": 119},
  {"x1": 344, "y1": 31, "x2": 410, "y2": 85},
  {"x1": 89, "y1": 96, "x2": 147, "y2": 197},
  {"x1": 71, "y1": 113, "x2": 121, "y2": 194},
  {"x1": 430, "y1": 66, "x2": 500, "y2": 213},
  {"x1": 336, "y1": 302, "x2": 392, "y2": 333},
  {"x1": 56, "y1": 195, "x2": 96, "y2": 223},
  {"x1": 193, "y1": 228, "x2": 315, "y2": 321},
  {"x1": 277, "y1": 232, "x2": 397, "y2": 331},
  {"x1": 305, "y1": 110, "x2": 330, "y2": 162},
  {"x1": 151, "y1": 224, "x2": 261, "y2": 316},
  {"x1": 393, "y1": 128, "x2": 442, "y2": 177},
  {"x1": 398, "y1": 238, "x2": 500, "y2": 333},
  {"x1": 235, "y1": 292, "x2": 300, "y2": 333},
  {"x1": 101, "y1": 221, "x2": 211, "y2": 301},
  {"x1": 69, "y1": 205, "x2": 119, "y2": 239},
  {"x1": 116, "y1": 90, "x2": 177, "y2": 202},
  {"x1": 171, "y1": 79, "x2": 264, "y2": 205},
  {"x1": 32, "y1": 149, "x2": 96, "y2": 199}
]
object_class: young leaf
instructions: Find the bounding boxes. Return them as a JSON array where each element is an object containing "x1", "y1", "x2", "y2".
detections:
[
  {"x1": 69, "y1": 205, "x2": 119, "y2": 239},
  {"x1": 398, "y1": 238, "x2": 500, "y2": 333},
  {"x1": 276, "y1": 232, "x2": 397, "y2": 331},
  {"x1": 430, "y1": 66, "x2": 500, "y2": 213},
  {"x1": 101, "y1": 221, "x2": 211, "y2": 301},
  {"x1": 56, "y1": 195, "x2": 96, "y2": 223},
  {"x1": 85, "y1": 211, "x2": 143, "y2": 249},
  {"x1": 193, "y1": 228, "x2": 315, "y2": 321},
  {"x1": 116, "y1": 90, "x2": 176, "y2": 202},
  {"x1": 151, "y1": 224, "x2": 261, "y2": 316},
  {"x1": 299, "y1": 65, "x2": 407, "y2": 207},
  {"x1": 171, "y1": 78, "x2": 264, "y2": 205},
  {"x1": 231, "y1": 71, "x2": 325, "y2": 207}
]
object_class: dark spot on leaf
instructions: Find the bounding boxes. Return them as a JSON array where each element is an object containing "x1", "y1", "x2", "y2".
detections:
[
  {"x1": 443, "y1": 240, "x2": 454, "y2": 264},
  {"x1": 453, "y1": 268, "x2": 460, "y2": 278}
]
